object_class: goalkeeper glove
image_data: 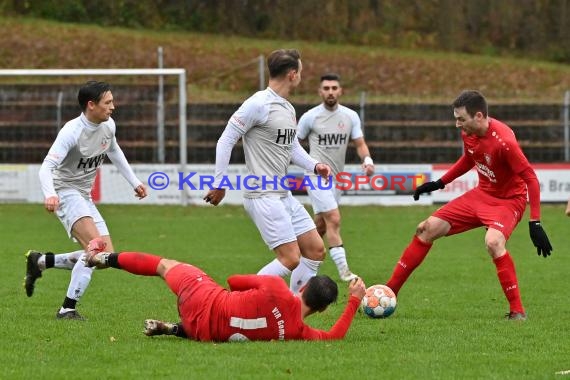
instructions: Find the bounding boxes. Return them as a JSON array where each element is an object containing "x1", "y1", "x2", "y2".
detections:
[
  {"x1": 413, "y1": 179, "x2": 444, "y2": 201},
  {"x1": 529, "y1": 221, "x2": 552, "y2": 258}
]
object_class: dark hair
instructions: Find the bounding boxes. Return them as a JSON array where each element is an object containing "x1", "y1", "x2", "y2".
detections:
[
  {"x1": 78, "y1": 81, "x2": 112, "y2": 111},
  {"x1": 267, "y1": 49, "x2": 300, "y2": 78},
  {"x1": 452, "y1": 90, "x2": 488, "y2": 118},
  {"x1": 320, "y1": 73, "x2": 341, "y2": 83},
  {"x1": 302, "y1": 275, "x2": 338, "y2": 312}
]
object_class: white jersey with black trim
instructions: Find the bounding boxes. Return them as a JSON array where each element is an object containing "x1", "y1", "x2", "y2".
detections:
[
  {"x1": 228, "y1": 87, "x2": 298, "y2": 198},
  {"x1": 297, "y1": 104, "x2": 363, "y2": 177},
  {"x1": 40, "y1": 113, "x2": 139, "y2": 199}
]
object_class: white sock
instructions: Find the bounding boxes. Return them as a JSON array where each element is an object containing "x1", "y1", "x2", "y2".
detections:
[
  {"x1": 65, "y1": 252, "x2": 94, "y2": 301},
  {"x1": 290, "y1": 257, "x2": 322, "y2": 294},
  {"x1": 55, "y1": 250, "x2": 83, "y2": 269},
  {"x1": 37, "y1": 255, "x2": 47, "y2": 271},
  {"x1": 330, "y1": 246, "x2": 349, "y2": 273},
  {"x1": 257, "y1": 259, "x2": 291, "y2": 277},
  {"x1": 38, "y1": 250, "x2": 84, "y2": 270}
]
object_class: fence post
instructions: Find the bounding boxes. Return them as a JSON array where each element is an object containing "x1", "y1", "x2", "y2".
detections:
[
  {"x1": 359, "y1": 91, "x2": 366, "y2": 131},
  {"x1": 563, "y1": 90, "x2": 570, "y2": 162},
  {"x1": 56, "y1": 91, "x2": 63, "y2": 132},
  {"x1": 258, "y1": 55, "x2": 265, "y2": 91},
  {"x1": 157, "y1": 46, "x2": 165, "y2": 164}
]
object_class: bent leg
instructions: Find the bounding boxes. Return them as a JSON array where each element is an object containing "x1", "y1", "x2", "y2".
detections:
[
  {"x1": 320, "y1": 208, "x2": 356, "y2": 280},
  {"x1": 290, "y1": 229, "x2": 325, "y2": 293},
  {"x1": 486, "y1": 228, "x2": 525, "y2": 314},
  {"x1": 386, "y1": 216, "x2": 450, "y2": 295}
]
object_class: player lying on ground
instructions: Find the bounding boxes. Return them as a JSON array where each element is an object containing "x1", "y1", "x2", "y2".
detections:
[{"x1": 85, "y1": 245, "x2": 366, "y2": 342}]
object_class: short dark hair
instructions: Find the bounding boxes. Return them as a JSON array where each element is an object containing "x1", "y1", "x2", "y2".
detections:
[
  {"x1": 320, "y1": 73, "x2": 341, "y2": 83},
  {"x1": 452, "y1": 90, "x2": 488, "y2": 118},
  {"x1": 302, "y1": 275, "x2": 338, "y2": 312},
  {"x1": 267, "y1": 49, "x2": 300, "y2": 78},
  {"x1": 78, "y1": 81, "x2": 112, "y2": 111}
]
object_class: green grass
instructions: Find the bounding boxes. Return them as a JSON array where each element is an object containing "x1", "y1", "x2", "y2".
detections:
[{"x1": 1, "y1": 203, "x2": 569, "y2": 379}]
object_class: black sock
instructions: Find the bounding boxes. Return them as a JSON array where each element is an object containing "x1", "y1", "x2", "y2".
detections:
[
  {"x1": 45, "y1": 253, "x2": 55, "y2": 269},
  {"x1": 62, "y1": 297, "x2": 77, "y2": 310},
  {"x1": 174, "y1": 323, "x2": 187, "y2": 338},
  {"x1": 108, "y1": 253, "x2": 120, "y2": 268}
]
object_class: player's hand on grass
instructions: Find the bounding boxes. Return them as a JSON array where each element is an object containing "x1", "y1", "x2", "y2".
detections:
[
  {"x1": 529, "y1": 221, "x2": 553, "y2": 258},
  {"x1": 87, "y1": 237, "x2": 106, "y2": 255},
  {"x1": 348, "y1": 277, "x2": 366, "y2": 300},
  {"x1": 44, "y1": 196, "x2": 59, "y2": 213},
  {"x1": 204, "y1": 188, "x2": 226, "y2": 206},
  {"x1": 413, "y1": 179, "x2": 444, "y2": 201}
]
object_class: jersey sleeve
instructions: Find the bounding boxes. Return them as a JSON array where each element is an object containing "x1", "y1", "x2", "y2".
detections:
[
  {"x1": 106, "y1": 138, "x2": 142, "y2": 188},
  {"x1": 518, "y1": 166, "x2": 541, "y2": 220},
  {"x1": 500, "y1": 131, "x2": 541, "y2": 219},
  {"x1": 296, "y1": 111, "x2": 312, "y2": 140},
  {"x1": 227, "y1": 274, "x2": 285, "y2": 291},
  {"x1": 440, "y1": 153, "x2": 474, "y2": 185},
  {"x1": 213, "y1": 95, "x2": 268, "y2": 188},
  {"x1": 38, "y1": 126, "x2": 76, "y2": 198},
  {"x1": 300, "y1": 296, "x2": 361, "y2": 340},
  {"x1": 227, "y1": 96, "x2": 266, "y2": 135},
  {"x1": 291, "y1": 138, "x2": 318, "y2": 171},
  {"x1": 348, "y1": 109, "x2": 364, "y2": 140}
]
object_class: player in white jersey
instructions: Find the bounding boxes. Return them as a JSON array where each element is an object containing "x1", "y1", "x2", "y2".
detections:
[
  {"x1": 24, "y1": 81, "x2": 147, "y2": 319},
  {"x1": 297, "y1": 73, "x2": 375, "y2": 282},
  {"x1": 204, "y1": 49, "x2": 332, "y2": 294}
]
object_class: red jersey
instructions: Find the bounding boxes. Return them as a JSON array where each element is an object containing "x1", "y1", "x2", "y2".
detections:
[
  {"x1": 202, "y1": 275, "x2": 360, "y2": 342},
  {"x1": 443, "y1": 118, "x2": 532, "y2": 199}
]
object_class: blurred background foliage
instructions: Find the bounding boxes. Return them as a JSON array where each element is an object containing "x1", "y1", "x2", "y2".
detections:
[{"x1": 1, "y1": 0, "x2": 568, "y2": 63}]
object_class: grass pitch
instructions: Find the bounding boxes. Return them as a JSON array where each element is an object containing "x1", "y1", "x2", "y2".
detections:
[{"x1": 1, "y1": 203, "x2": 568, "y2": 379}]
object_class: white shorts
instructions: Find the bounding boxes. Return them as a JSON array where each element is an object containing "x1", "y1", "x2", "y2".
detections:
[
  {"x1": 243, "y1": 193, "x2": 316, "y2": 250},
  {"x1": 55, "y1": 189, "x2": 109, "y2": 239},
  {"x1": 307, "y1": 187, "x2": 341, "y2": 214}
]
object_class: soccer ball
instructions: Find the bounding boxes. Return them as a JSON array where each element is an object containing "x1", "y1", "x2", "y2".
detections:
[{"x1": 361, "y1": 284, "x2": 397, "y2": 318}]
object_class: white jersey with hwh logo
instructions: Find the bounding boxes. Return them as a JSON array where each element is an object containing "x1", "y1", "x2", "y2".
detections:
[
  {"x1": 297, "y1": 104, "x2": 363, "y2": 176},
  {"x1": 228, "y1": 88, "x2": 298, "y2": 198},
  {"x1": 39, "y1": 113, "x2": 140, "y2": 199}
]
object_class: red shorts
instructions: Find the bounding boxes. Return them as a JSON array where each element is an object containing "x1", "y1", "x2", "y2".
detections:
[
  {"x1": 433, "y1": 188, "x2": 526, "y2": 240},
  {"x1": 164, "y1": 263, "x2": 223, "y2": 341}
]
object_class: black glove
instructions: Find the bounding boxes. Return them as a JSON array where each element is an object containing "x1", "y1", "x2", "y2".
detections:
[
  {"x1": 413, "y1": 179, "x2": 444, "y2": 201},
  {"x1": 529, "y1": 221, "x2": 553, "y2": 258}
]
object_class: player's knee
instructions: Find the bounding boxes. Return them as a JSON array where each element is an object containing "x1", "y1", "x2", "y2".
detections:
[
  {"x1": 484, "y1": 236, "x2": 504, "y2": 256},
  {"x1": 280, "y1": 255, "x2": 301, "y2": 270},
  {"x1": 157, "y1": 259, "x2": 180, "y2": 277},
  {"x1": 315, "y1": 219, "x2": 327, "y2": 236},
  {"x1": 415, "y1": 220, "x2": 428, "y2": 236}
]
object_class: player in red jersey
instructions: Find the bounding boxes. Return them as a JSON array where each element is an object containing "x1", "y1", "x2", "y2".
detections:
[
  {"x1": 385, "y1": 90, "x2": 552, "y2": 321},
  {"x1": 85, "y1": 248, "x2": 366, "y2": 342}
]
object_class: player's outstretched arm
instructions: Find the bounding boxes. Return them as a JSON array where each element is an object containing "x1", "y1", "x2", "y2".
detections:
[{"x1": 303, "y1": 278, "x2": 365, "y2": 341}]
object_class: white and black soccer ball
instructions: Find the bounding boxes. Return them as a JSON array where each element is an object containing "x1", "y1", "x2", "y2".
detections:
[{"x1": 361, "y1": 284, "x2": 397, "y2": 318}]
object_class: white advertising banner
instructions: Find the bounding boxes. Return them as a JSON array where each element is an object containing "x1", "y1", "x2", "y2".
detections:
[
  {"x1": 0, "y1": 164, "x2": 29, "y2": 202},
  {"x1": 432, "y1": 164, "x2": 570, "y2": 203},
  {"x1": 2, "y1": 163, "x2": 569, "y2": 205}
]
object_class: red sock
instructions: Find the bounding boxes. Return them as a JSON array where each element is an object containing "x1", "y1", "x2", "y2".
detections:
[
  {"x1": 493, "y1": 252, "x2": 525, "y2": 314},
  {"x1": 386, "y1": 235, "x2": 432, "y2": 295},
  {"x1": 117, "y1": 252, "x2": 162, "y2": 276}
]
